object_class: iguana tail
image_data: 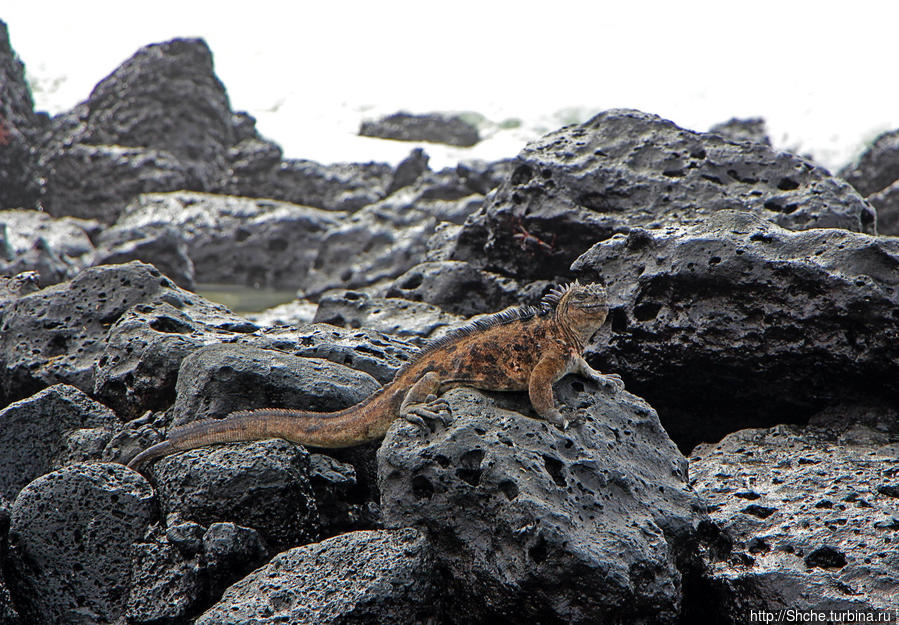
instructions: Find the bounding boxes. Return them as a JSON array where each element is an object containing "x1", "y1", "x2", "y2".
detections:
[{"x1": 127, "y1": 389, "x2": 399, "y2": 471}]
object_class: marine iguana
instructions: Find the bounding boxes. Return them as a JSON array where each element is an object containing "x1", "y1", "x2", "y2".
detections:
[{"x1": 127, "y1": 281, "x2": 623, "y2": 470}]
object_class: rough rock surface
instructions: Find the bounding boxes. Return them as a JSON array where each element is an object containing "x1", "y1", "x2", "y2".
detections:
[
  {"x1": 709, "y1": 117, "x2": 771, "y2": 145},
  {"x1": 690, "y1": 404, "x2": 899, "y2": 619},
  {"x1": 0, "y1": 261, "x2": 251, "y2": 411},
  {"x1": 38, "y1": 144, "x2": 193, "y2": 223},
  {"x1": 49, "y1": 38, "x2": 234, "y2": 191},
  {"x1": 572, "y1": 210, "x2": 899, "y2": 450},
  {"x1": 94, "y1": 222, "x2": 195, "y2": 289},
  {"x1": 839, "y1": 128, "x2": 899, "y2": 197},
  {"x1": 0, "y1": 384, "x2": 117, "y2": 501},
  {"x1": 360, "y1": 111, "x2": 480, "y2": 147},
  {"x1": 232, "y1": 157, "x2": 393, "y2": 212},
  {"x1": 0, "y1": 20, "x2": 41, "y2": 211},
  {"x1": 379, "y1": 260, "x2": 543, "y2": 317},
  {"x1": 196, "y1": 528, "x2": 440, "y2": 625},
  {"x1": 7, "y1": 463, "x2": 154, "y2": 625},
  {"x1": 150, "y1": 439, "x2": 319, "y2": 551},
  {"x1": 107, "y1": 191, "x2": 341, "y2": 288},
  {"x1": 313, "y1": 289, "x2": 462, "y2": 342},
  {"x1": 260, "y1": 323, "x2": 419, "y2": 384},
  {"x1": 867, "y1": 179, "x2": 899, "y2": 236},
  {"x1": 452, "y1": 109, "x2": 876, "y2": 281},
  {"x1": 170, "y1": 342, "x2": 380, "y2": 426},
  {"x1": 0, "y1": 209, "x2": 97, "y2": 284},
  {"x1": 379, "y1": 380, "x2": 705, "y2": 624}
]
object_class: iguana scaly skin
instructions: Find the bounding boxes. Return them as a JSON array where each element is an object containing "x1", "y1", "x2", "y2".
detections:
[{"x1": 127, "y1": 282, "x2": 623, "y2": 470}]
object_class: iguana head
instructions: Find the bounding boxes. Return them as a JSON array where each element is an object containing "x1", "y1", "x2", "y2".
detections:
[{"x1": 552, "y1": 282, "x2": 609, "y2": 337}]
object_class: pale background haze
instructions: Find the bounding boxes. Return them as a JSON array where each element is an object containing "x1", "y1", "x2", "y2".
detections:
[{"x1": 4, "y1": 1, "x2": 897, "y2": 169}]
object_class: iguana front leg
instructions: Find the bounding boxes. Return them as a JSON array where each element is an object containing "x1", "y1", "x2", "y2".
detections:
[
  {"x1": 574, "y1": 356, "x2": 624, "y2": 392},
  {"x1": 400, "y1": 371, "x2": 452, "y2": 429},
  {"x1": 528, "y1": 355, "x2": 569, "y2": 429}
]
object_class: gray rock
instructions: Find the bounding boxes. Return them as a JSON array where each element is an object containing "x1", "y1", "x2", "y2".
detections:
[
  {"x1": 0, "y1": 209, "x2": 97, "y2": 285},
  {"x1": 709, "y1": 117, "x2": 772, "y2": 145},
  {"x1": 238, "y1": 157, "x2": 393, "y2": 212},
  {"x1": 57, "y1": 38, "x2": 234, "y2": 191},
  {"x1": 262, "y1": 323, "x2": 419, "y2": 384},
  {"x1": 360, "y1": 111, "x2": 480, "y2": 147},
  {"x1": 202, "y1": 522, "x2": 269, "y2": 596},
  {"x1": 839, "y1": 128, "x2": 899, "y2": 196},
  {"x1": 378, "y1": 380, "x2": 705, "y2": 624},
  {"x1": 690, "y1": 403, "x2": 899, "y2": 619},
  {"x1": 108, "y1": 191, "x2": 341, "y2": 289},
  {"x1": 0, "y1": 271, "x2": 39, "y2": 308},
  {"x1": 379, "y1": 259, "x2": 539, "y2": 317},
  {"x1": 307, "y1": 452, "x2": 379, "y2": 535},
  {"x1": 150, "y1": 439, "x2": 319, "y2": 551},
  {"x1": 94, "y1": 222, "x2": 195, "y2": 289},
  {"x1": 386, "y1": 147, "x2": 430, "y2": 194},
  {"x1": 7, "y1": 463, "x2": 154, "y2": 625},
  {"x1": 452, "y1": 109, "x2": 876, "y2": 281},
  {"x1": 313, "y1": 289, "x2": 462, "y2": 342},
  {"x1": 0, "y1": 260, "x2": 249, "y2": 411},
  {"x1": 38, "y1": 143, "x2": 192, "y2": 223},
  {"x1": 303, "y1": 198, "x2": 437, "y2": 296},
  {"x1": 0, "y1": 503, "x2": 20, "y2": 625},
  {"x1": 0, "y1": 261, "x2": 179, "y2": 406},
  {"x1": 572, "y1": 210, "x2": 899, "y2": 450},
  {"x1": 867, "y1": 179, "x2": 899, "y2": 236},
  {"x1": 0, "y1": 384, "x2": 117, "y2": 501},
  {"x1": 124, "y1": 531, "x2": 206, "y2": 624},
  {"x1": 196, "y1": 528, "x2": 440, "y2": 624},
  {"x1": 93, "y1": 296, "x2": 258, "y2": 420},
  {"x1": 0, "y1": 20, "x2": 41, "y2": 211},
  {"x1": 171, "y1": 342, "x2": 380, "y2": 426}
]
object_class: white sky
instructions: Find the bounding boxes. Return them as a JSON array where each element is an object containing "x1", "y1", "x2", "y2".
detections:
[{"x1": 4, "y1": 1, "x2": 898, "y2": 169}]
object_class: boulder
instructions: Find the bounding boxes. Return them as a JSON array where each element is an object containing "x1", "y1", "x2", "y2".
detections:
[
  {"x1": 0, "y1": 209, "x2": 97, "y2": 284},
  {"x1": 690, "y1": 403, "x2": 899, "y2": 619},
  {"x1": 360, "y1": 111, "x2": 480, "y2": 147},
  {"x1": 0, "y1": 261, "x2": 176, "y2": 406},
  {"x1": 0, "y1": 384, "x2": 117, "y2": 501},
  {"x1": 572, "y1": 210, "x2": 899, "y2": 450},
  {"x1": 196, "y1": 528, "x2": 440, "y2": 624},
  {"x1": 386, "y1": 147, "x2": 430, "y2": 194},
  {"x1": 0, "y1": 20, "x2": 41, "y2": 211},
  {"x1": 379, "y1": 260, "x2": 541, "y2": 317},
  {"x1": 0, "y1": 503, "x2": 20, "y2": 625},
  {"x1": 92, "y1": 294, "x2": 258, "y2": 420},
  {"x1": 150, "y1": 439, "x2": 319, "y2": 551},
  {"x1": 107, "y1": 191, "x2": 341, "y2": 289},
  {"x1": 867, "y1": 179, "x2": 899, "y2": 236},
  {"x1": 303, "y1": 199, "x2": 437, "y2": 296},
  {"x1": 0, "y1": 261, "x2": 250, "y2": 411},
  {"x1": 61, "y1": 38, "x2": 234, "y2": 189},
  {"x1": 452, "y1": 109, "x2": 876, "y2": 281},
  {"x1": 170, "y1": 342, "x2": 380, "y2": 426},
  {"x1": 313, "y1": 290, "x2": 462, "y2": 342},
  {"x1": 7, "y1": 463, "x2": 154, "y2": 625},
  {"x1": 839, "y1": 128, "x2": 899, "y2": 196},
  {"x1": 94, "y1": 222, "x2": 195, "y2": 289},
  {"x1": 709, "y1": 117, "x2": 771, "y2": 145},
  {"x1": 38, "y1": 144, "x2": 192, "y2": 223},
  {"x1": 261, "y1": 323, "x2": 419, "y2": 384},
  {"x1": 232, "y1": 157, "x2": 392, "y2": 212},
  {"x1": 378, "y1": 380, "x2": 705, "y2": 624}
]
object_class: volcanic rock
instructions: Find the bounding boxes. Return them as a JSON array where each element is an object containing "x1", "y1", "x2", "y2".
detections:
[{"x1": 572, "y1": 209, "x2": 899, "y2": 450}]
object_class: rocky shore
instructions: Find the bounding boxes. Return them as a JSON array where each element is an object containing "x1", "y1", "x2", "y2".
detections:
[{"x1": 1, "y1": 19, "x2": 897, "y2": 625}]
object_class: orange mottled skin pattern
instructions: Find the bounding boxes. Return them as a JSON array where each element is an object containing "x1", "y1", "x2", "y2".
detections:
[{"x1": 128, "y1": 282, "x2": 623, "y2": 471}]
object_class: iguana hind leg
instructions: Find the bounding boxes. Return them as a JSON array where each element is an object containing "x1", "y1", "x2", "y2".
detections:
[{"x1": 400, "y1": 372, "x2": 452, "y2": 429}]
